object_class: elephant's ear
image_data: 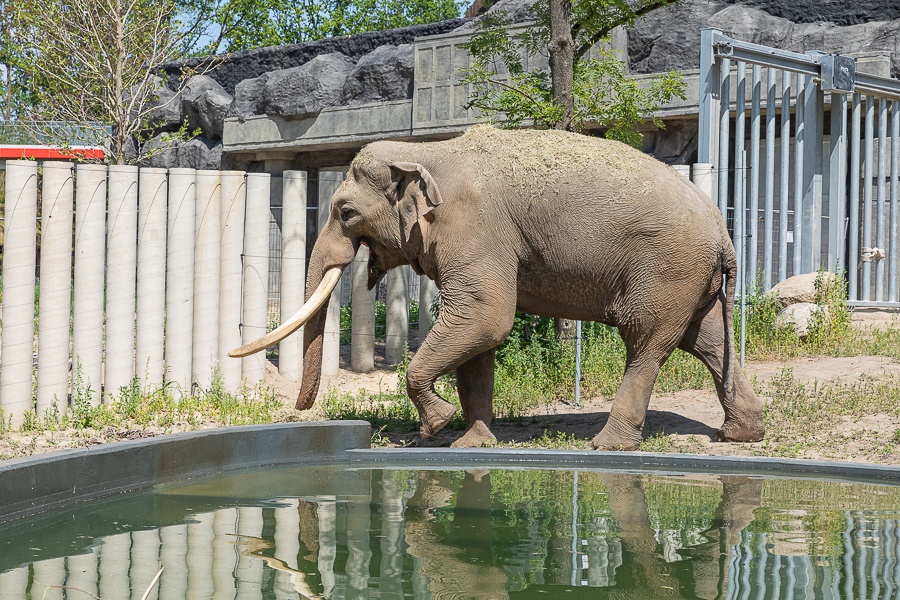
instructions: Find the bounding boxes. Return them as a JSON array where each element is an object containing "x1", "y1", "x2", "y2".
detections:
[{"x1": 389, "y1": 161, "x2": 444, "y2": 243}]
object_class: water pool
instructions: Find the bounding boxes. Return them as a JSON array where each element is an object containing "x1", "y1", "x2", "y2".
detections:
[{"x1": 2, "y1": 464, "x2": 899, "y2": 599}]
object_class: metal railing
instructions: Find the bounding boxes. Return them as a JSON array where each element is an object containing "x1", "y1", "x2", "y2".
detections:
[{"x1": 698, "y1": 29, "x2": 900, "y2": 307}]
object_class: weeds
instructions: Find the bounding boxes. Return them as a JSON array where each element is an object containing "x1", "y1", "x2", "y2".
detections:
[{"x1": 638, "y1": 431, "x2": 675, "y2": 453}]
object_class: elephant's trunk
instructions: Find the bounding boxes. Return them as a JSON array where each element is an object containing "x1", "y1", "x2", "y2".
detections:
[{"x1": 295, "y1": 249, "x2": 332, "y2": 410}]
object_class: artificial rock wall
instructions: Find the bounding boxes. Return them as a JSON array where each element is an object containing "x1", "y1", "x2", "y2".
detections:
[{"x1": 142, "y1": 0, "x2": 900, "y2": 170}]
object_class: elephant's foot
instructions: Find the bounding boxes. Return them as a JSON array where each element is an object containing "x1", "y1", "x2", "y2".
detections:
[
  {"x1": 450, "y1": 422, "x2": 497, "y2": 448},
  {"x1": 417, "y1": 398, "x2": 456, "y2": 438},
  {"x1": 590, "y1": 428, "x2": 640, "y2": 451},
  {"x1": 717, "y1": 418, "x2": 766, "y2": 443}
]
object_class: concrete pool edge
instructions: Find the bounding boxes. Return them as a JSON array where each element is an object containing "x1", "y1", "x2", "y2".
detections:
[
  {"x1": 0, "y1": 421, "x2": 372, "y2": 524},
  {"x1": 345, "y1": 447, "x2": 900, "y2": 484},
  {"x1": 5, "y1": 421, "x2": 900, "y2": 524}
]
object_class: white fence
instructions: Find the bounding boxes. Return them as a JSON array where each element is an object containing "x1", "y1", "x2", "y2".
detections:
[
  {"x1": 0, "y1": 162, "x2": 273, "y2": 426},
  {"x1": 0, "y1": 162, "x2": 439, "y2": 427}
]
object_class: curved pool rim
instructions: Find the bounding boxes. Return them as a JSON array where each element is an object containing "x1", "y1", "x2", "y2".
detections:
[{"x1": 3, "y1": 420, "x2": 900, "y2": 524}]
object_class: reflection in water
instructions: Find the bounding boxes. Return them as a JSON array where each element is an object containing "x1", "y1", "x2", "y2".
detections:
[{"x1": 2, "y1": 468, "x2": 900, "y2": 598}]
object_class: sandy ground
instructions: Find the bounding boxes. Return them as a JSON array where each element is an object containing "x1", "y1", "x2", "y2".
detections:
[{"x1": 3, "y1": 309, "x2": 899, "y2": 464}]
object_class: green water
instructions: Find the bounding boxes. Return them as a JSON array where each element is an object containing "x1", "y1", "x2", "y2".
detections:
[{"x1": 2, "y1": 466, "x2": 900, "y2": 599}]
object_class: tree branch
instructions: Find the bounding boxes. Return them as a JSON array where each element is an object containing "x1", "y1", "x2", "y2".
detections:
[{"x1": 573, "y1": 0, "x2": 675, "y2": 61}]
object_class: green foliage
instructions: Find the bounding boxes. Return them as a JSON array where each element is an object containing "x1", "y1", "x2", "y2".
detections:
[
  {"x1": 193, "y1": 0, "x2": 465, "y2": 54},
  {"x1": 340, "y1": 299, "x2": 421, "y2": 344},
  {"x1": 637, "y1": 430, "x2": 675, "y2": 453},
  {"x1": 462, "y1": 0, "x2": 685, "y2": 140}
]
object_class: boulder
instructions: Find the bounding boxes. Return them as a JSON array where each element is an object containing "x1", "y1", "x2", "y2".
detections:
[
  {"x1": 229, "y1": 74, "x2": 269, "y2": 121},
  {"x1": 141, "y1": 135, "x2": 179, "y2": 169},
  {"x1": 264, "y1": 53, "x2": 356, "y2": 119},
  {"x1": 342, "y1": 44, "x2": 415, "y2": 105},
  {"x1": 141, "y1": 76, "x2": 183, "y2": 132},
  {"x1": 776, "y1": 302, "x2": 828, "y2": 338},
  {"x1": 176, "y1": 137, "x2": 221, "y2": 170},
  {"x1": 628, "y1": 0, "x2": 900, "y2": 77},
  {"x1": 181, "y1": 75, "x2": 233, "y2": 140},
  {"x1": 766, "y1": 272, "x2": 840, "y2": 308}
]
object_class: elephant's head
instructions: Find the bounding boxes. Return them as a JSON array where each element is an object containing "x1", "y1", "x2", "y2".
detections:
[{"x1": 230, "y1": 145, "x2": 444, "y2": 409}]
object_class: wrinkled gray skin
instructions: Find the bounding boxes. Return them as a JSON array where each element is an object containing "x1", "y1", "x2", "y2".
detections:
[{"x1": 296, "y1": 126, "x2": 765, "y2": 450}]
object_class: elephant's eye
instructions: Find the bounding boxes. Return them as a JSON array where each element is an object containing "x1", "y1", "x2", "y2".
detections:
[{"x1": 340, "y1": 206, "x2": 359, "y2": 222}]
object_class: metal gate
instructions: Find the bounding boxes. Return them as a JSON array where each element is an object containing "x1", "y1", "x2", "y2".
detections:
[{"x1": 698, "y1": 28, "x2": 900, "y2": 307}]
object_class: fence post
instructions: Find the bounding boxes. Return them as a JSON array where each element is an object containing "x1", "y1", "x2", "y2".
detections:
[
  {"x1": 0, "y1": 160, "x2": 38, "y2": 425},
  {"x1": 242, "y1": 173, "x2": 270, "y2": 386},
  {"x1": 136, "y1": 168, "x2": 169, "y2": 387},
  {"x1": 280, "y1": 170, "x2": 308, "y2": 381},
  {"x1": 351, "y1": 246, "x2": 375, "y2": 372},
  {"x1": 385, "y1": 267, "x2": 409, "y2": 366},
  {"x1": 193, "y1": 171, "x2": 222, "y2": 390},
  {"x1": 698, "y1": 29, "x2": 723, "y2": 166},
  {"x1": 105, "y1": 165, "x2": 139, "y2": 402},
  {"x1": 218, "y1": 171, "x2": 247, "y2": 391},
  {"x1": 166, "y1": 168, "x2": 197, "y2": 393},
  {"x1": 317, "y1": 169, "x2": 347, "y2": 378},
  {"x1": 36, "y1": 162, "x2": 74, "y2": 415}
]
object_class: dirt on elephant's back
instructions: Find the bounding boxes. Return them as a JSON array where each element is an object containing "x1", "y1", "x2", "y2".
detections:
[{"x1": 448, "y1": 125, "x2": 670, "y2": 196}]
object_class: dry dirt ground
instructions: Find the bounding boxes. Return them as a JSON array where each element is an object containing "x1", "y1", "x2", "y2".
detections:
[{"x1": 2, "y1": 310, "x2": 899, "y2": 464}]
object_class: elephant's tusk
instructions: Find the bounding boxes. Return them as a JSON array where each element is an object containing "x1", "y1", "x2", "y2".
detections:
[{"x1": 228, "y1": 267, "x2": 344, "y2": 358}]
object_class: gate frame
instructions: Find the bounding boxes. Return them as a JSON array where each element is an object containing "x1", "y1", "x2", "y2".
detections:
[{"x1": 697, "y1": 28, "x2": 900, "y2": 308}]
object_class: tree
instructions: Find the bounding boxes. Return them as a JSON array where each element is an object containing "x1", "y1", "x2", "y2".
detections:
[
  {"x1": 463, "y1": 0, "x2": 684, "y2": 143},
  {"x1": 464, "y1": 0, "x2": 685, "y2": 341},
  {"x1": 0, "y1": 0, "x2": 32, "y2": 127},
  {"x1": 13, "y1": 0, "x2": 208, "y2": 164},
  {"x1": 193, "y1": 0, "x2": 466, "y2": 54}
]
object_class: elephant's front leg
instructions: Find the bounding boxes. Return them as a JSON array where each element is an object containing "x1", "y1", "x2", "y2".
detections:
[{"x1": 406, "y1": 283, "x2": 514, "y2": 443}]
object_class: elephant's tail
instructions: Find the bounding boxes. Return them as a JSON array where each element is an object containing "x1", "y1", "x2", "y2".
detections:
[{"x1": 721, "y1": 242, "x2": 738, "y2": 405}]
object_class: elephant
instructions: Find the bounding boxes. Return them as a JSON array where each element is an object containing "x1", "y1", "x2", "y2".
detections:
[{"x1": 231, "y1": 124, "x2": 765, "y2": 450}]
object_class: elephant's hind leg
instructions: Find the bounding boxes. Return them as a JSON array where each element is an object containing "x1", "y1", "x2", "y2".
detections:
[
  {"x1": 451, "y1": 349, "x2": 497, "y2": 448},
  {"x1": 678, "y1": 298, "x2": 765, "y2": 443}
]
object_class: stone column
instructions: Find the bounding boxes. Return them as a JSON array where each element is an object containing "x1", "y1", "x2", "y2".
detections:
[
  {"x1": 317, "y1": 168, "x2": 348, "y2": 378},
  {"x1": 385, "y1": 266, "x2": 409, "y2": 366},
  {"x1": 280, "y1": 171, "x2": 308, "y2": 381},
  {"x1": 418, "y1": 275, "x2": 439, "y2": 346},
  {"x1": 351, "y1": 246, "x2": 375, "y2": 372}
]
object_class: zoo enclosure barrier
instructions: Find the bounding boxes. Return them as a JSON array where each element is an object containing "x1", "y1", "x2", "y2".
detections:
[
  {"x1": 698, "y1": 29, "x2": 900, "y2": 308},
  {"x1": 0, "y1": 163, "x2": 434, "y2": 427}
]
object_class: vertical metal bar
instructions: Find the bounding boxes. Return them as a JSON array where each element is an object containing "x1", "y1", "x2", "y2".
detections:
[
  {"x1": 793, "y1": 73, "x2": 805, "y2": 276},
  {"x1": 764, "y1": 67, "x2": 776, "y2": 289},
  {"x1": 802, "y1": 71, "x2": 823, "y2": 273},
  {"x1": 863, "y1": 95, "x2": 875, "y2": 300},
  {"x1": 734, "y1": 62, "x2": 746, "y2": 292},
  {"x1": 740, "y1": 150, "x2": 748, "y2": 366},
  {"x1": 829, "y1": 94, "x2": 848, "y2": 273},
  {"x1": 749, "y1": 65, "x2": 762, "y2": 289},
  {"x1": 698, "y1": 29, "x2": 723, "y2": 165},
  {"x1": 575, "y1": 320, "x2": 582, "y2": 406},
  {"x1": 849, "y1": 93, "x2": 862, "y2": 301},
  {"x1": 779, "y1": 70, "x2": 791, "y2": 282},
  {"x1": 891, "y1": 100, "x2": 899, "y2": 301},
  {"x1": 876, "y1": 97, "x2": 888, "y2": 300},
  {"x1": 719, "y1": 58, "x2": 732, "y2": 220}
]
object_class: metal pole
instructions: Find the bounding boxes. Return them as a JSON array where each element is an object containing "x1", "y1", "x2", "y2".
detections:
[
  {"x1": 749, "y1": 64, "x2": 761, "y2": 289},
  {"x1": 734, "y1": 62, "x2": 746, "y2": 293},
  {"x1": 574, "y1": 320, "x2": 582, "y2": 407},
  {"x1": 740, "y1": 151, "x2": 747, "y2": 367},
  {"x1": 764, "y1": 67, "x2": 776, "y2": 289},
  {"x1": 876, "y1": 97, "x2": 888, "y2": 300},
  {"x1": 718, "y1": 58, "x2": 732, "y2": 219},
  {"x1": 849, "y1": 93, "x2": 862, "y2": 301},
  {"x1": 863, "y1": 95, "x2": 875, "y2": 300},
  {"x1": 793, "y1": 74, "x2": 805, "y2": 276},
  {"x1": 890, "y1": 100, "x2": 899, "y2": 302},
  {"x1": 779, "y1": 70, "x2": 791, "y2": 282}
]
